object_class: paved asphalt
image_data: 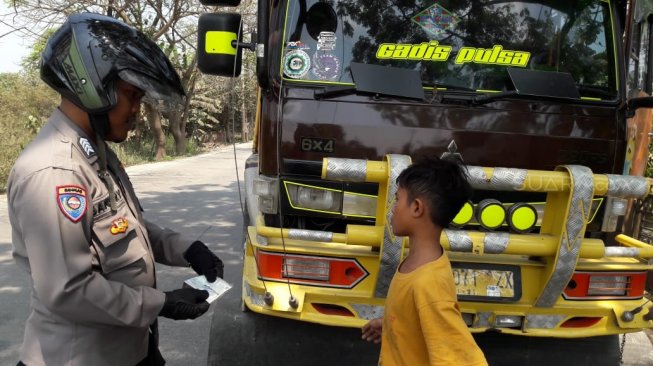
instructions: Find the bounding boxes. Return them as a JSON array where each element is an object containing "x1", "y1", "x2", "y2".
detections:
[{"x1": 1, "y1": 141, "x2": 652, "y2": 365}]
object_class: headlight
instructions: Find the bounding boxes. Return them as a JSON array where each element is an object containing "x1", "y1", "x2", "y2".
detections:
[
  {"x1": 284, "y1": 181, "x2": 377, "y2": 218},
  {"x1": 286, "y1": 182, "x2": 342, "y2": 213}
]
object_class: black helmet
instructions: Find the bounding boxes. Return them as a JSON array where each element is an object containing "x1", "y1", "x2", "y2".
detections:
[{"x1": 40, "y1": 12, "x2": 185, "y2": 114}]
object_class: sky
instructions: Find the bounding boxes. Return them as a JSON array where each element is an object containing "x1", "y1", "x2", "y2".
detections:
[{"x1": 0, "y1": 3, "x2": 31, "y2": 73}]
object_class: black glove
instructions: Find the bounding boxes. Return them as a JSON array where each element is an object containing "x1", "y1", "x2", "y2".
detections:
[
  {"x1": 159, "y1": 288, "x2": 210, "y2": 320},
  {"x1": 184, "y1": 241, "x2": 224, "y2": 282}
]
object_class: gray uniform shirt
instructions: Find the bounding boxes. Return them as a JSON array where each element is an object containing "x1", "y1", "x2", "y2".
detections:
[{"x1": 8, "y1": 109, "x2": 194, "y2": 366}]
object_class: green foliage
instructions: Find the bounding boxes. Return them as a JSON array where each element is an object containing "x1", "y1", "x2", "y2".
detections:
[
  {"x1": 109, "y1": 135, "x2": 204, "y2": 167},
  {"x1": 0, "y1": 72, "x2": 58, "y2": 192},
  {"x1": 0, "y1": 71, "x2": 208, "y2": 191},
  {"x1": 21, "y1": 28, "x2": 57, "y2": 74}
]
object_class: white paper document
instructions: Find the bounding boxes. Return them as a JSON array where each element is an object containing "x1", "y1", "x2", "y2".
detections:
[{"x1": 184, "y1": 275, "x2": 232, "y2": 303}]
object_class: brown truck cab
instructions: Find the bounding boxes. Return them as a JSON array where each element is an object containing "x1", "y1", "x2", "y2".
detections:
[{"x1": 197, "y1": 0, "x2": 653, "y2": 363}]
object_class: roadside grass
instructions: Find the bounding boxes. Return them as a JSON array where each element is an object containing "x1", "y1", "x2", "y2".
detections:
[
  {"x1": 109, "y1": 135, "x2": 204, "y2": 166},
  {"x1": 1, "y1": 133, "x2": 207, "y2": 194}
]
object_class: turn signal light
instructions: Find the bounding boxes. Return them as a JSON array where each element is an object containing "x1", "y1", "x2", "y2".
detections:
[
  {"x1": 256, "y1": 250, "x2": 369, "y2": 289},
  {"x1": 563, "y1": 272, "x2": 647, "y2": 300}
]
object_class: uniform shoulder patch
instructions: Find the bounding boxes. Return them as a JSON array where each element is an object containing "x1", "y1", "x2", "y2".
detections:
[
  {"x1": 78, "y1": 137, "x2": 96, "y2": 158},
  {"x1": 57, "y1": 185, "x2": 87, "y2": 222}
]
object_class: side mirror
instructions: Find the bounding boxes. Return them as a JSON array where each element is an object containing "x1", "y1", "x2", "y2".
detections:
[
  {"x1": 199, "y1": 0, "x2": 240, "y2": 6},
  {"x1": 627, "y1": 96, "x2": 653, "y2": 117},
  {"x1": 198, "y1": 13, "x2": 243, "y2": 77}
]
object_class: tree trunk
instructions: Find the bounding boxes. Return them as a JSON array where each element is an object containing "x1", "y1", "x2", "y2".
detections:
[
  {"x1": 169, "y1": 109, "x2": 186, "y2": 155},
  {"x1": 145, "y1": 102, "x2": 166, "y2": 160},
  {"x1": 241, "y1": 104, "x2": 249, "y2": 142},
  {"x1": 132, "y1": 111, "x2": 146, "y2": 145},
  {"x1": 240, "y1": 77, "x2": 248, "y2": 142}
]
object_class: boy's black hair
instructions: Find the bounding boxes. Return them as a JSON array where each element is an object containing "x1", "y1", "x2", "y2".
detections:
[{"x1": 396, "y1": 156, "x2": 472, "y2": 228}]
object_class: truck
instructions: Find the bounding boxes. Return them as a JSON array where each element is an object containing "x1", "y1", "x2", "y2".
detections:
[{"x1": 196, "y1": 0, "x2": 653, "y2": 364}]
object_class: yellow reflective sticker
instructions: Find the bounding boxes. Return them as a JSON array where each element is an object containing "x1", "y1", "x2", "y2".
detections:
[
  {"x1": 205, "y1": 31, "x2": 237, "y2": 55},
  {"x1": 376, "y1": 41, "x2": 452, "y2": 61},
  {"x1": 375, "y1": 43, "x2": 530, "y2": 67},
  {"x1": 455, "y1": 45, "x2": 530, "y2": 67}
]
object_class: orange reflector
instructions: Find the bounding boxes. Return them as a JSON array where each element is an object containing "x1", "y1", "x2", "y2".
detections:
[
  {"x1": 561, "y1": 317, "x2": 602, "y2": 328},
  {"x1": 311, "y1": 303, "x2": 354, "y2": 317}
]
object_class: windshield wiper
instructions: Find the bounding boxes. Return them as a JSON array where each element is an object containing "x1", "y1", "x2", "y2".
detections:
[
  {"x1": 472, "y1": 91, "x2": 518, "y2": 104},
  {"x1": 314, "y1": 86, "x2": 357, "y2": 99},
  {"x1": 315, "y1": 63, "x2": 426, "y2": 101},
  {"x1": 423, "y1": 82, "x2": 475, "y2": 92},
  {"x1": 313, "y1": 85, "x2": 421, "y2": 100}
]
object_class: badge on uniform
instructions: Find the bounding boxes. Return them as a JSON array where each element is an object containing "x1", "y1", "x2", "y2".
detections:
[
  {"x1": 57, "y1": 185, "x2": 87, "y2": 222},
  {"x1": 78, "y1": 137, "x2": 96, "y2": 158},
  {"x1": 110, "y1": 217, "x2": 129, "y2": 235}
]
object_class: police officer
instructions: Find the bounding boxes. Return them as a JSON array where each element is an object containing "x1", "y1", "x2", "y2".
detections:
[{"x1": 8, "y1": 13, "x2": 224, "y2": 366}]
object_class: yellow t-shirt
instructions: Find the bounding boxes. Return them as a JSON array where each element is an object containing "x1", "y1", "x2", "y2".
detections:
[{"x1": 380, "y1": 252, "x2": 488, "y2": 366}]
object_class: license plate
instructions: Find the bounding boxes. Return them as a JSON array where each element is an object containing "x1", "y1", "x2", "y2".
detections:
[{"x1": 452, "y1": 264, "x2": 521, "y2": 302}]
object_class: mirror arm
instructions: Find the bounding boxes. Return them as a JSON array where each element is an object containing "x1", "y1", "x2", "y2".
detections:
[{"x1": 231, "y1": 40, "x2": 256, "y2": 51}]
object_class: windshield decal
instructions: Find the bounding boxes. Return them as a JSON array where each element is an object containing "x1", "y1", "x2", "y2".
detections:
[
  {"x1": 375, "y1": 42, "x2": 530, "y2": 67},
  {"x1": 317, "y1": 32, "x2": 336, "y2": 51},
  {"x1": 284, "y1": 49, "x2": 311, "y2": 79},
  {"x1": 411, "y1": 2, "x2": 458, "y2": 39},
  {"x1": 286, "y1": 41, "x2": 310, "y2": 50},
  {"x1": 312, "y1": 31, "x2": 341, "y2": 80},
  {"x1": 455, "y1": 46, "x2": 530, "y2": 67},
  {"x1": 376, "y1": 41, "x2": 452, "y2": 61},
  {"x1": 312, "y1": 53, "x2": 341, "y2": 80}
]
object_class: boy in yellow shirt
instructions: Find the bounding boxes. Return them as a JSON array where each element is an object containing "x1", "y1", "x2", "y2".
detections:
[{"x1": 362, "y1": 157, "x2": 488, "y2": 366}]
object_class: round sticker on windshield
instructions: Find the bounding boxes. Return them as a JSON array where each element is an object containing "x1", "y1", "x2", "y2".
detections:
[
  {"x1": 284, "y1": 49, "x2": 311, "y2": 79},
  {"x1": 312, "y1": 53, "x2": 341, "y2": 80}
]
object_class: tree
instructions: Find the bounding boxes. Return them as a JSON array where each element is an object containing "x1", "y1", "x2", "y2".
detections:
[
  {"x1": 3, "y1": 0, "x2": 259, "y2": 159},
  {"x1": 0, "y1": 72, "x2": 58, "y2": 191}
]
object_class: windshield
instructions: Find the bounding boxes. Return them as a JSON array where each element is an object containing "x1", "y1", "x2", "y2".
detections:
[{"x1": 281, "y1": 0, "x2": 617, "y2": 100}]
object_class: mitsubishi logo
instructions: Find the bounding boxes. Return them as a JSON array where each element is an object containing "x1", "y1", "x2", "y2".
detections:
[{"x1": 440, "y1": 140, "x2": 463, "y2": 161}]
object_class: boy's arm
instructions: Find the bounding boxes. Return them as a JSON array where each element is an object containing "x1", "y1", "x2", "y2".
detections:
[
  {"x1": 361, "y1": 317, "x2": 383, "y2": 343},
  {"x1": 419, "y1": 302, "x2": 487, "y2": 365}
]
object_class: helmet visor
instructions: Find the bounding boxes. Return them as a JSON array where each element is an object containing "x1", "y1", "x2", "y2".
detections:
[{"x1": 118, "y1": 69, "x2": 184, "y2": 105}]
